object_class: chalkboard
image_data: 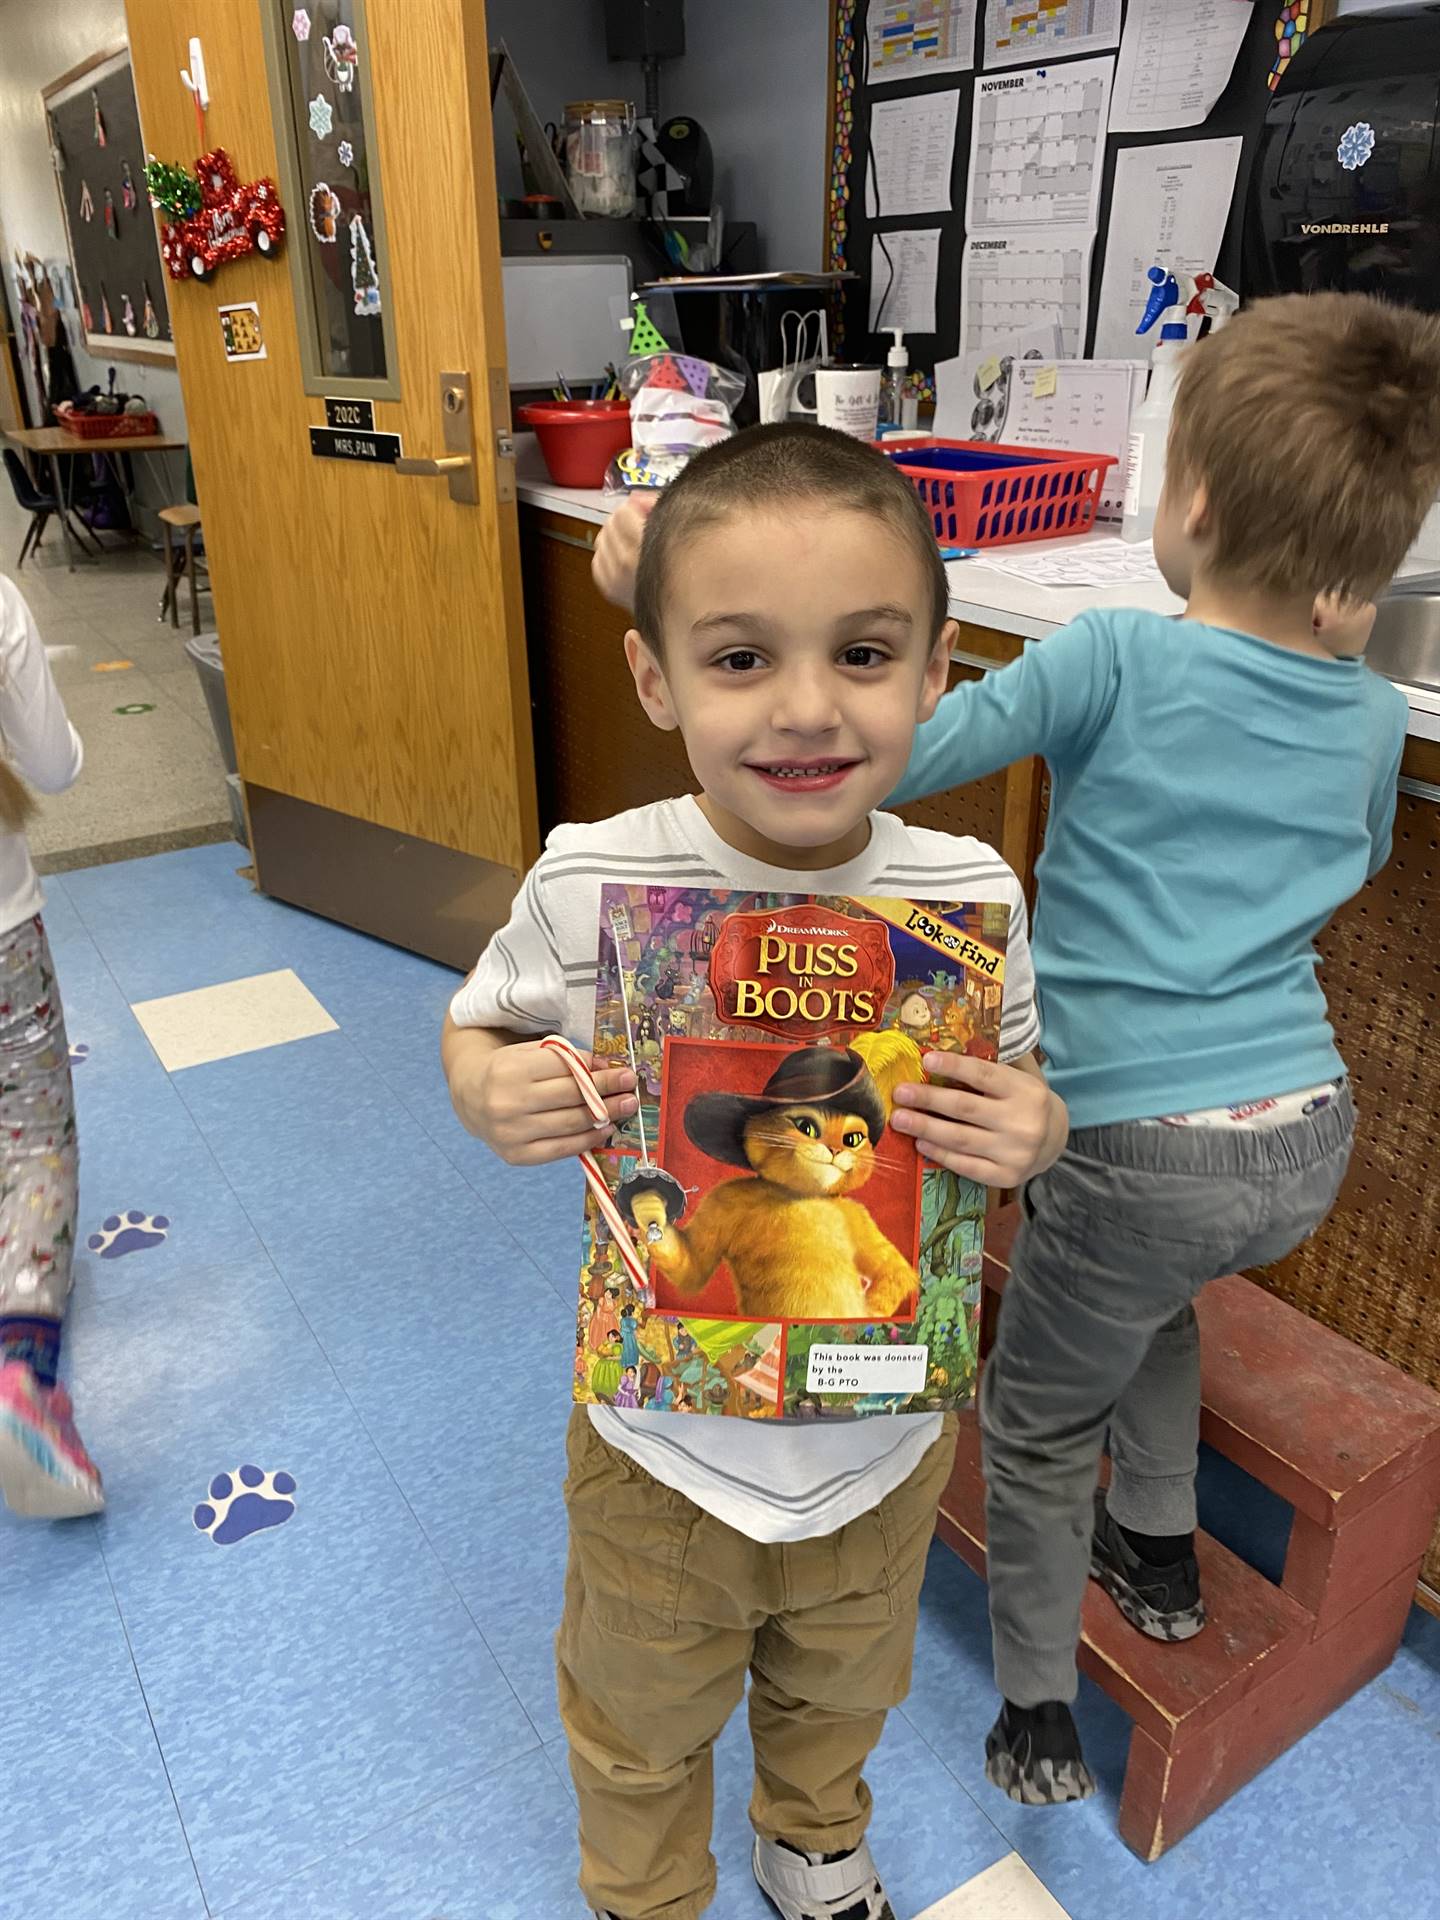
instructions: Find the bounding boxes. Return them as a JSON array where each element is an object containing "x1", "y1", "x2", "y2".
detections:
[
  {"x1": 44, "y1": 46, "x2": 175, "y2": 364},
  {"x1": 829, "y1": 0, "x2": 1340, "y2": 387}
]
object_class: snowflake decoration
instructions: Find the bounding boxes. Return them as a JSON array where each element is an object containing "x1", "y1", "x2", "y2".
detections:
[
  {"x1": 308, "y1": 93, "x2": 334, "y2": 139},
  {"x1": 338, "y1": 140, "x2": 354, "y2": 168},
  {"x1": 1337, "y1": 122, "x2": 1375, "y2": 173},
  {"x1": 292, "y1": 9, "x2": 311, "y2": 40}
]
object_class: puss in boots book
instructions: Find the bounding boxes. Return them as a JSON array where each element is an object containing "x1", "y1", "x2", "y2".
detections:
[{"x1": 574, "y1": 885, "x2": 1009, "y2": 1420}]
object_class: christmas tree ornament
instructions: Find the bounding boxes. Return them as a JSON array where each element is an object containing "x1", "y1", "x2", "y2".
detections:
[
  {"x1": 308, "y1": 93, "x2": 334, "y2": 139},
  {"x1": 78, "y1": 180, "x2": 95, "y2": 222},
  {"x1": 151, "y1": 149, "x2": 285, "y2": 282},
  {"x1": 121, "y1": 159, "x2": 137, "y2": 211},
  {"x1": 99, "y1": 282, "x2": 112, "y2": 332},
  {"x1": 92, "y1": 89, "x2": 106, "y2": 147},
  {"x1": 104, "y1": 187, "x2": 118, "y2": 237},
  {"x1": 121, "y1": 293, "x2": 136, "y2": 337},
  {"x1": 323, "y1": 25, "x2": 359, "y2": 92},
  {"x1": 349, "y1": 214, "x2": 381, "y2": 316},
  {"x1": 142, "y1": 281, "x2": 161, "y2": 339},
  {"x1": 309, "y1": 182, "x2": 340, "y2": 242},
  {"x1": 628, "y1": 299, "x2": 671, "y2": 355}
]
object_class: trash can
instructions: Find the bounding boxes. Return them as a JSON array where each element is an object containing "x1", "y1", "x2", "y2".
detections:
[{"x1": 184, "y1": 630, "x2": 247, "y2": 847}]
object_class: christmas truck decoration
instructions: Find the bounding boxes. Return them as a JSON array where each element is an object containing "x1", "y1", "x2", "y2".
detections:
[{"x1": 146, "y1": 149, "x2": 286, "y2": 283}]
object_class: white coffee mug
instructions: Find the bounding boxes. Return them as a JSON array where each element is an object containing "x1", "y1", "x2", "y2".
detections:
[{"x1": 795, "y1": 363, "x2": 881, "y2": 440}]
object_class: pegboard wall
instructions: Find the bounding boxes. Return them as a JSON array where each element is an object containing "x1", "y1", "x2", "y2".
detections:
[
  {"x1": 826, "y1": 1, "x2": 1336, "y2": 388},
  {"x1": 1253, "y1": 786, "x2": 1440, "y2": 1594}
]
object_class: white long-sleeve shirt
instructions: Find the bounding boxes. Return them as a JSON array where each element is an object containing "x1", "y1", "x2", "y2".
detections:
[{"x1": 0, "y1": 576, "x2": 83, "y2": 936}]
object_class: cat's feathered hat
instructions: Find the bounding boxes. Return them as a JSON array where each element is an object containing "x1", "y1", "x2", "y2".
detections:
[{"x1": 684, "y1": 1045, "x2": 887, "y2": 1170}]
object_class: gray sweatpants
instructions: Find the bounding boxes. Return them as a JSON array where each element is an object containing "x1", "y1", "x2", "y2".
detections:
[{"x1": 981, "y1": 1086, "x2": 1355, "y2": 1707}]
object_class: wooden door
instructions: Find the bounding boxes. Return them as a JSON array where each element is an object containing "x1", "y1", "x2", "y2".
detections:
[{"x1": 125, "y1": 0, "x2": 535, "y2": 967}]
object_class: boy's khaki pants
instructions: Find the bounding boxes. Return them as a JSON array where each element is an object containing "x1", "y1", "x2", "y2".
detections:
[{"x1": 557, "y1": 1408, "x2": 958, "y2": 1920}]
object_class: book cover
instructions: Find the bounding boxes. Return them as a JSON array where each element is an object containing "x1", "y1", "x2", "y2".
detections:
[{"x1": 575, "y1": 886, "x2": 1010, "y2": 1419}]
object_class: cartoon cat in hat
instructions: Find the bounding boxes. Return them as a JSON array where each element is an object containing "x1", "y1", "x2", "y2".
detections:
[{"x1": 631, "y1": 1038, "x2": 922, "y2": 1322}]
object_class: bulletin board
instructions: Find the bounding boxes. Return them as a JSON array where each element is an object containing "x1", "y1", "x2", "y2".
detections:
[
  {"x1": 43, "y1": 45, "x2": 175, "y2": 365},
  {"x1": 826, "y1": 0, "x2": 1339, "y2": 393}
]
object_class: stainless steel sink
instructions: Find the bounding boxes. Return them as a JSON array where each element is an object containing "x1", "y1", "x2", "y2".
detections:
[{"x1": 1367, "y1": 587, "x2": 1440, "y2": 692}]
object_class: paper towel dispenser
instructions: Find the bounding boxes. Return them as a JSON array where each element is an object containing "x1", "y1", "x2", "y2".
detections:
[{"x1": 1245, "y1": 2, "x2": 1440, "y2": 309}]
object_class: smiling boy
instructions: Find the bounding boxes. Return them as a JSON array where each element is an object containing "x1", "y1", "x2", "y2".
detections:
[{"x1": 443, "y1": 423, "x2": 1067, "y2": 1920}]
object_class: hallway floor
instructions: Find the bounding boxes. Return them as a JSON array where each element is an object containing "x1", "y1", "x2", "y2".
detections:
[
  {"x1": 1, "y1": 485, "x2": 231, "y2": 866},
  {"x1": 3, "y1": 843, "x2": 1438, "y2": 1919}
]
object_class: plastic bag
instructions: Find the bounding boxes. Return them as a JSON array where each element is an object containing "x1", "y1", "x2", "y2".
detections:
[{"x1": 603, "y1": 351, "x2": 745, "y2": 493}]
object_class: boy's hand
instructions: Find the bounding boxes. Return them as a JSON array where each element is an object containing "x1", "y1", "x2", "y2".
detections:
[
  {"x1": 453, "y1": 1038, "x2": 637, "y2": 1166},
  {"x1": 889, "y1": 1052, "x2": 1066, "y2": 1187},
  {"x1": 1313, "y1": 592, "x2": 1377, "y2": 656},
  {"x1": 591, "y1": 492, "x2": 658, "y2": 609}
]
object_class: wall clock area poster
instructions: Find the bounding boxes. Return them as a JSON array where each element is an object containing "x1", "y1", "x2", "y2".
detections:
[{"x1": 575, "y1": 885, "x2": 1011, "y2": 1421}]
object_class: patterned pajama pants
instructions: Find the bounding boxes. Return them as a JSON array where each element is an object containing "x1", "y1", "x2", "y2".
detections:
[{"x1": 0, "y1": 916, "x2": 77, "y2": 1387}]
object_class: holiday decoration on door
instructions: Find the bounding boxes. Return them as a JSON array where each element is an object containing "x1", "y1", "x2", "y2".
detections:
[{"x1": 147, "y1": 148, "x2": 286, "y2": 283}]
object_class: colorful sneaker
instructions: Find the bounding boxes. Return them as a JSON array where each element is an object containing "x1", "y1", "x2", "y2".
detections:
[
  {"x1": 1090, "y1": 1491, "x2": 1206, "y2": 1642},
  {"x1": 753, "y1": 1833, "x2": 895, "y2": 1920},
  {"x1": 985, "y1": 1700, "x2": 1095, "y2": 1806},
  {"x1": 0, "y1": 1361, "x2": 105, "y2": 1518}
]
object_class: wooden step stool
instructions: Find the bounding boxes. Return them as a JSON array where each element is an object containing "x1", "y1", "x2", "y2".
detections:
[{"x1": 935, "y1": 1205, "x2": 1440, "y2": 1861}]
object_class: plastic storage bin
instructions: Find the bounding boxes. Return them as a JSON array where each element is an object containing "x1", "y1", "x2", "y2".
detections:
[
  {"x1": 516, "y1": 400, "x2": 632, "y2": 488},
  {"x1": 882, "y1": 440, "x2": 1115, "y2": 548}
]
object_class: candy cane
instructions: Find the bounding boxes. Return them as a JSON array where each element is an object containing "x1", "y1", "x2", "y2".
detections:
[{"x1": 539, "y1": 1034, "x2": 653, "y2": 1300}]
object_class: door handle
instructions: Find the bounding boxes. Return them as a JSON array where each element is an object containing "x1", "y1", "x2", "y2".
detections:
[
  {"x1": 396, "y1": 454, "x2": 472, "y2": 476},
  {"x1": 390, "y1": 372, "x2": 478, "y2": 504}
]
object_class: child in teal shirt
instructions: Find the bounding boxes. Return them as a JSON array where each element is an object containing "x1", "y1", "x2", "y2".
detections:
[{"x1": 889, "y1": 292, "x2": 1440, "y2": 1803}]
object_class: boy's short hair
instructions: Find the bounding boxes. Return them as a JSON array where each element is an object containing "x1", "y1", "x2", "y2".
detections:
[
  {"x1": 632, "y1": 421, "x2": 950, "y2": 652},
  {"x1": 1169, "y1": 292, "x2": 1440, "y2": 601}
]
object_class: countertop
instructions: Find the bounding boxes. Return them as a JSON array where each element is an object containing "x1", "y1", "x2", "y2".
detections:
[{"x1": 515, "y1": 436, "x2": 1440, "y2": 744}]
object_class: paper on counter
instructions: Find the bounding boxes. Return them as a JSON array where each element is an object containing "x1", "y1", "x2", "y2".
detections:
[
  {"x1": 1091, "y1": 136, "x2": 1243, "y2": 361},
  {"x1": 933, "y1": 322, "x2": 1065, "y2": 438},
  {"x1": 870, "y1": 228, "x2": 942, "y2": 333},
  {"x1": 961, "y1": 228, "x2": 1094, "y2": 361},
  {"x1": 968, "y1": 57, "x2": 1113, "y2": 234},
  {"x1": 866, "y1": 91, "x2": 960, "y2": 219},
  {"x1": 970, "y1": 360, "x2": 1146, "y2": 520},
  {"x1": 1110, "y1": 0, "x2": 1253, "y2": 133},
  {"x1": 978, "y1": 537, "x2": 1165, "y2": 590},
  {"x1": 867, "y1": 0, "x2": 978, "y2": 81},
  {"x1": 983, "y1": 0, "x2": 1120, "y2": 70}
]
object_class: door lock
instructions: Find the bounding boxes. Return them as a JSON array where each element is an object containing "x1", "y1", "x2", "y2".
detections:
[{"x1": 392, "y1": 370, "x2": 478, "y2": 505}]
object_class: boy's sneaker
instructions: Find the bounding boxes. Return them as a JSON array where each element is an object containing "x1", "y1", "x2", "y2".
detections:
[
  {"x1": 1090, "y1": 1491, "x2": 1206, "y2": 1642},
  {"x1": 0, "y1": 1361, "x2": 105, "y2": 1519},
  {"x1": 753, "y1": 1833, "x2": 895, "y2": 1920},
  {"x1": 985, "y1": 1700, "x2": 1095, "y2": 1806}
]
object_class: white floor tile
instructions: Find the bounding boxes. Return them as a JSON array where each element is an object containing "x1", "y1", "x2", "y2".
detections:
[
  {"x1": 131, "y1": 968, "x2": 337, "y2": 1071},
  {"x1": 916, "y1": 1852, "x2": 1073, "y2": 1920}
]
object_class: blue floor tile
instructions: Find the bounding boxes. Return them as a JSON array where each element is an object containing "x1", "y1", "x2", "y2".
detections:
[
  {"x1": 68, "y1": 1254, "x2": 538, "y2": 1914},
  {"x1": 0, "y1": 1529, "x2": 205, "y2": 1919},
  {"x1": 217, "y1": 1747, "x2": 583, "y2": 1920}
]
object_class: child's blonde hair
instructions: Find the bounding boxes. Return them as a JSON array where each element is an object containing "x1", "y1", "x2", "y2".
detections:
[{"x1": 1169, "y1": 292, "x2": 1440, "y2": 603}]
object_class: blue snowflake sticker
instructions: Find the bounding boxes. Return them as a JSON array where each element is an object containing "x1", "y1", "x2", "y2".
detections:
[
  {"x1": 309, "y1": 92, "x2": 334, "y2": 139},
  {"x1": 1337, "y1": 122, "x2": 1375, "y2": 173}
]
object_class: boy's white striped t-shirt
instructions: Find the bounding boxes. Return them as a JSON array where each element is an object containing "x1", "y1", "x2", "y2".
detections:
[{"x1": 451, "y1": 795, "x2": 1040, "y2": 1543}]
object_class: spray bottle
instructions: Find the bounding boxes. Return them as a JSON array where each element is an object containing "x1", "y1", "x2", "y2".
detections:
[
  {"x1": 880, "y1": 328, "x2": 908, "y2": 431},
  {"x1": 1121, "y1": 268, "x2": 1192, "y2": 545}
]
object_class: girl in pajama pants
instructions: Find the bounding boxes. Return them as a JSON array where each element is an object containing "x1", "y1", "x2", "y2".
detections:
[{"x1": 0, "y1": 574, "x2": 98, "y2": 1519}]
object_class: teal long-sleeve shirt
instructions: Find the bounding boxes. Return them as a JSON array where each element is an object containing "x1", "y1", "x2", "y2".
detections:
[{"x1": 890, "y1": 608, "x2": 1407, "y2": 1127}]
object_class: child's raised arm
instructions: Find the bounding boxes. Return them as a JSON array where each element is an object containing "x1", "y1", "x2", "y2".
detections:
[{"x1": 889, "y1": 611, "x2": 1120, "y2": 808}]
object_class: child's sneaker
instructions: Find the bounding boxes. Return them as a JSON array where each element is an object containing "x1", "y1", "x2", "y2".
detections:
[
  {"x1": 753, "y1": 1833, "x2": 895, "y2": 1919},
  {"x1": 0, "y1": 1361, "x2": 105, "y2": 1518},
  {"x1": 1090, "y1": 1491, "x2": 1206, "y2": 1642},
  {"x1": 985, "y1": 1700, "x2": 1095, "y2": 1806}
]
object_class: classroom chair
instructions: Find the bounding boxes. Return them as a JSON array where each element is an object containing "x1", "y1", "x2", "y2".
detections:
[
  {"x1": 3, "y1": 447, "x2": 100, "y2": 568},
  {"x1": 158, "y1": 502, "x2": 206, "y2": 635}
]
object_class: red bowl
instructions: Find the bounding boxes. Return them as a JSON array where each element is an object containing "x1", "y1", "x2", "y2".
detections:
[{"x1": 517, "y1": 399, "x2": 632, "y2": 489}]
